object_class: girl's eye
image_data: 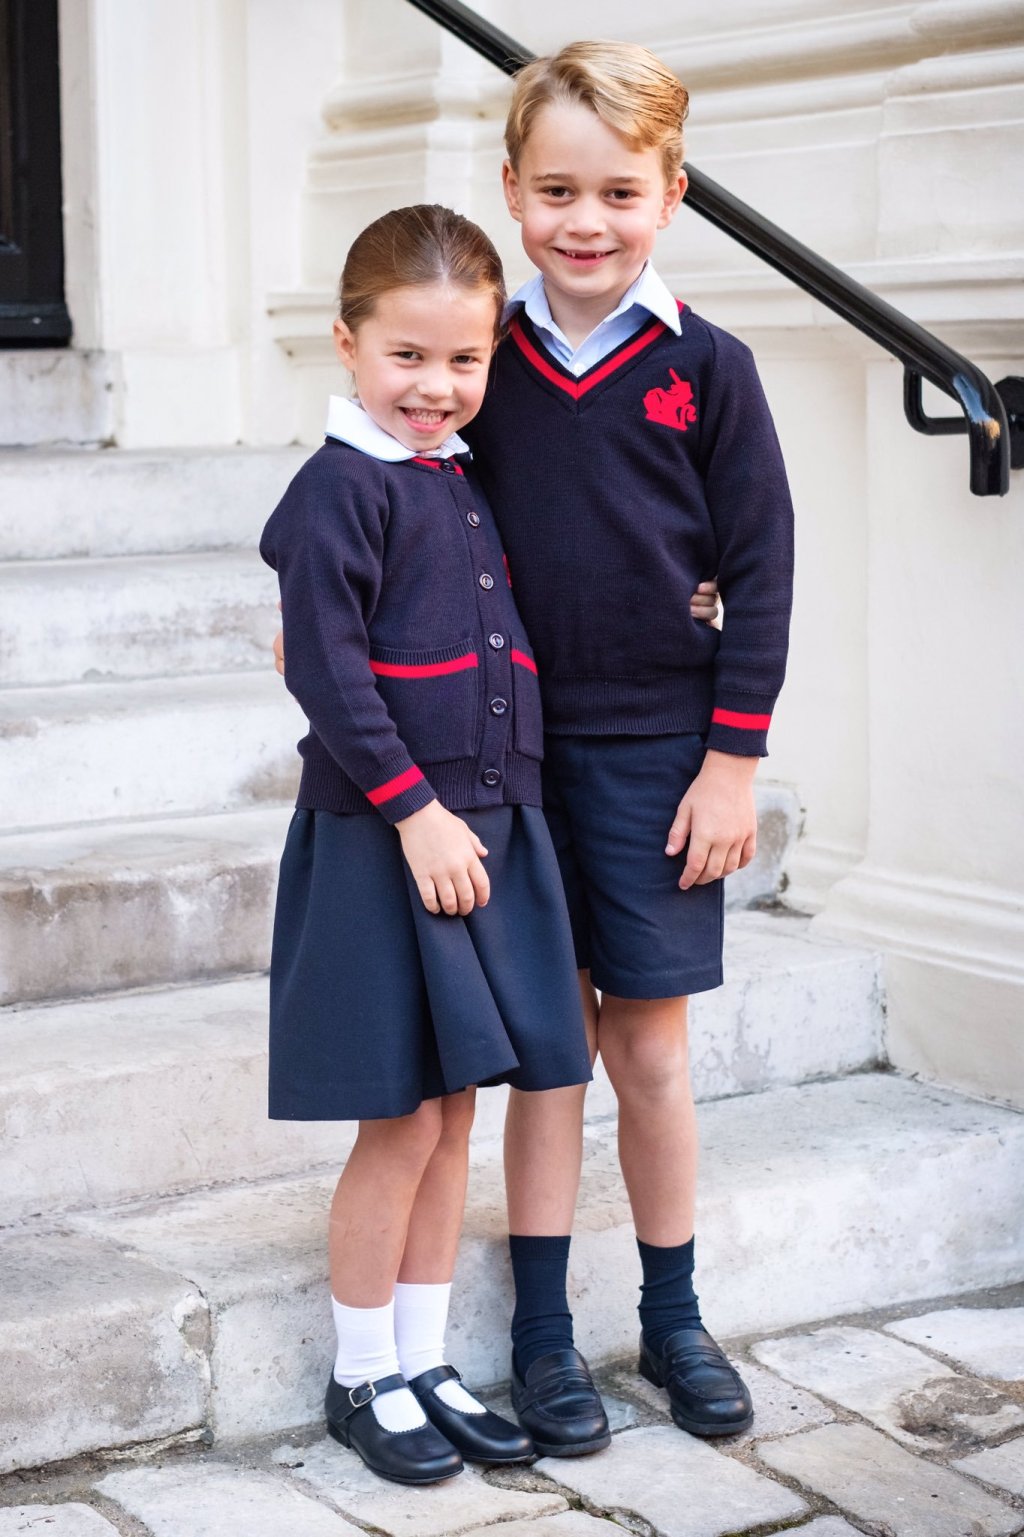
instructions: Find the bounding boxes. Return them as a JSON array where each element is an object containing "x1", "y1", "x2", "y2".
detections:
[
  {"x1": 452, "y1": 355, "x2": 483, "y2": 367},
  {"x1": 393, "y1": 350, "x2": 420, "y2": 361}
]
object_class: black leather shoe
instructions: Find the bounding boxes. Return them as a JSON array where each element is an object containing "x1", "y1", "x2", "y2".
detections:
[
  {"x1": 325, "y1": 1371, "x2": 464, "y2": 1485},
  {"x1": 638, "y1": 1328, "x2": 753, "y2": 1436},
  {"x1": 409, "y1": 1363, "x2": 534, "y2": 1464},
  {"x1": 510, "y1": 1347, "x2": 611, "y2": 1457}
]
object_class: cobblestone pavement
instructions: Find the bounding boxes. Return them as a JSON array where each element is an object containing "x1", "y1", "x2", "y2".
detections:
[{"x1": 3, "y1": 1284, "x2": 1022, "y2": 1537}]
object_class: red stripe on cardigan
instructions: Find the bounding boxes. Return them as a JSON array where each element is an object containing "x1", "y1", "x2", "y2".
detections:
[
  {"x1": 411, "y1": 456, "x2": 464, "y2": 475},
  {"x1": 711, "y1": 707, "x2": 772, "y2": 730},
  {"x1": 370, "y1": 654, "x2": 479, "y2": 679},
  {"x1": 510, "y1": 649, "x2": 538, "y2": 675},
  {"x1": 366, "y1": 765, "x2": 425, "y2": 805}
]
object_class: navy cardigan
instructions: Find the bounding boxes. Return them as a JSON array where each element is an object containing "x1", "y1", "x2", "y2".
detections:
[{"x1": 260, "y1": 441, "x2": 544, "y2": 824}]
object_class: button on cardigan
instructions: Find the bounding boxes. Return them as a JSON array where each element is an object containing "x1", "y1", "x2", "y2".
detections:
[{"x1": 260, "y1": 440, "x2": 544, "y2": 824}]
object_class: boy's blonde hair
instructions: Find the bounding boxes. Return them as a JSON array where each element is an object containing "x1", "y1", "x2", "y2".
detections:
[{"x1": 505, "y1": 41, "x2": 689, "y2": 185}]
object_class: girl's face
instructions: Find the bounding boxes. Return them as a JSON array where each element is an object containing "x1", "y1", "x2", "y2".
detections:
[{"x1": 333, "y1": 282, "x2": 498, "y2": 453}]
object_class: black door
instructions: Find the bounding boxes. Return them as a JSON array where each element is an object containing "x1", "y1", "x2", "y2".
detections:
[{"x1": 0, "y1": 0, "x2": 71, "y2": 344}]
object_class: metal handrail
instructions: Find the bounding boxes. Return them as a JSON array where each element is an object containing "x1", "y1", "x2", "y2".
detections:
[{"x1": 406, "y1": 0, "x2": 1019, "y2": 496}]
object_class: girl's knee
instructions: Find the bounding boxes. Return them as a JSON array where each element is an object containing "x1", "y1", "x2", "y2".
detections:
[
  {"x1": 357, "y1": 1098, "x2": 445, "y2": 1166},
  {"x1": 438, "y1": 1088, "x2": 476, "y2": 1143}
]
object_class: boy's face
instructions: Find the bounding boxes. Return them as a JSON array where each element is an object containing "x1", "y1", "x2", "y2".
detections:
[{"x1": 502, "y1": 101, "x2": 686, "y2": 329}]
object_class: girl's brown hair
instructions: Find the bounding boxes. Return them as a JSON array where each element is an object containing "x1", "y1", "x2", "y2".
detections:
[
  {"x1": 339, "y1": 204, "x2": 506, "y2": 342},
  {"x1": 505, "y1": 41, "x2": 689, "y2": 185}
]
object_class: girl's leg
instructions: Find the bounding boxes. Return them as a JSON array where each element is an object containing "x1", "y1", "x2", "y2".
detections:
[
  {"x1": 328, "y1": 1099, "x2": 443, "y2": 1434},
  {"x1": 503, "y1": 972, "x2": 596, "y2": 1373}
]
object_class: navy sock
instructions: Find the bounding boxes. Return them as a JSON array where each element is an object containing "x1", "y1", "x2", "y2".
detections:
[
  {"x1": 508, "y1": 1234, "x2": 574, "y2": 1376},
  {"x1": 637, "y1": 1236, "x2": 703, "y2": 1353}
]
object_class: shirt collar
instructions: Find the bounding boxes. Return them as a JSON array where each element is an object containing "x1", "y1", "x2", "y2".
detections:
[
  {"x1": 504, "y1": 262, "x2": 682, "y2": 341},
  {"x1": 324, "y1": 396, "x2": 469, "y2": 462}
]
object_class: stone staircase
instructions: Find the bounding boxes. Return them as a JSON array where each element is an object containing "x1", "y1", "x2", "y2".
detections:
[{"x1": 2, "y1": 445, "x2": 1023, "y2": 1479}]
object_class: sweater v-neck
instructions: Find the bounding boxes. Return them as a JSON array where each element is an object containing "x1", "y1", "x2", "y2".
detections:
[{"x1": 506, "y1": 301, "x2": 686, "y2": 407}]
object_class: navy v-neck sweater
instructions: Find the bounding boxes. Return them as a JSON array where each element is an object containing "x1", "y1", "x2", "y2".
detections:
[{"x1": 466, "y1": 304, "x2": 794, "y2": 756}]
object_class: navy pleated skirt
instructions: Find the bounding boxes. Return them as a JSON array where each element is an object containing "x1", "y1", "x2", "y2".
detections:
[{"x1": 268, "y1": 804, "x2": 592, "y2": 1121}]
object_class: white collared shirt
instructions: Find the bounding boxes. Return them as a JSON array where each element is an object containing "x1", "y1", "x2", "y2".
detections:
[
  {"x1": 503, "y1": 263, "x2": 682, "y2": 377},
  {"x1": 324, "y1": 396, "x2": 469, "y2": 462}
]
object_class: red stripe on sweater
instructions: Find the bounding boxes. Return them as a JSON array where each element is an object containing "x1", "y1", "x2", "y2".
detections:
[
  {"x1": 366, "y1": 765, "x2": 425, "y2": 806},
  {"x1": 370, "y1": 654, "x2": 478, "y2": 679},
  {"x1": 509, "y1": 313, "x2": 672, "y2": 401},
  {"x1": 510, "y1": 649, "x2": 538, "y2": 675},
  {"x1": 712, "y1": 708, "x2": 772, "y2": 730}
]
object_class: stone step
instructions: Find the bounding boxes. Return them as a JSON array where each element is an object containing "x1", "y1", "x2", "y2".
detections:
[
  {"x1": 0, "y1": 913, "x2": 882, "y2": 1224},
  {"x1": 0, "y1": 806, "x2": 289, "y2": 1007},
  {"x1": 0, "y1": 672, "x2": 301, "y2": 831},
  {"x1": 0, "y1": 788, "x2": 800, "y2": 1006},
  {"x1": 0, "y1": 551, "x2": 280, "y2": 686},
  {"x1": 0, "y1": 445, "x2": 306, "y2": 560},
  {"x1": 3, "y1": 1072, "x2": 1021, "y2": 1472}
]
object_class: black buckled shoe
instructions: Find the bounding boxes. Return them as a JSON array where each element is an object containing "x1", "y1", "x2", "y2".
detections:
[
  {"x1": 638, "y1": 1328, "x2": 753, "y2": 1436},
  {"x1": 325, "y1": 1371, "x2": 464, "y2": 1485},
  {"x1": 408, "y1": 1363, "x2": 534, "y2": 1464},
  {"x1": 510, "y1": 1347, "x2": 611, "y2": 1457}
]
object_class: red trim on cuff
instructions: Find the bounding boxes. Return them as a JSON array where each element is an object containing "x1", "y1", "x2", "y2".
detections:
[
  {"x1": 366, "y1": 765, "x2": 425, "y2": 806},
  {"x1": 370, "y1": 654, "x2": 478, "y2": 679},
  {"x1": 510, "y1": 649, "x2": 538, "y2": 675},
  {"x1": 711, "y1": 708, "x2": 772, "y2": 730}
]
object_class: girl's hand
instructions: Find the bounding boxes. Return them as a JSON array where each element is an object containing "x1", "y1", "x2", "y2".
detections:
[
  {"x1": 397, "y1": 800, "x2": 490, "y2": 915},
  {"x1": 273, "y1": 603, "x2": 285, "y2": 677},
  {"x1": 690, "y1": 578, "x2": 721, "y2": 626}
]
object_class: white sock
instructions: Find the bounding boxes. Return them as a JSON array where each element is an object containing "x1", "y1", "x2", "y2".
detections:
[
  {"x1": 394, "y1": 1281, "x2": 487, "y2": 1416},
  {"x1": 331, "y1": 1296, "x2": 427, "y2": 1432}
]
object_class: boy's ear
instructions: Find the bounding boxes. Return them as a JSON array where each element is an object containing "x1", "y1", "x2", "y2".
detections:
[
  {"x1": 333, "y1": 318, "x2": 357, "y2": 370},
  {"x1": 658, "y1": 170, "x2": 688, "y2": 230},
  {"x1": 502, "y1": 159, "x2": 524, "y2": 223}
]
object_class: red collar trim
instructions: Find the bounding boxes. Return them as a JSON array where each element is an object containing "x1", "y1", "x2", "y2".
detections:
[
  {"x1": 508, "y1": 300, "x2": 684, "y2": 401},
  {"x1": 410, "y1": 456, "x2": 464, "y2": 475}
]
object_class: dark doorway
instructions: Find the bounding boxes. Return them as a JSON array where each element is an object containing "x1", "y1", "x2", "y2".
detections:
[{"x1": 0, "y1": 0, "x2": 71, "y2": 344}]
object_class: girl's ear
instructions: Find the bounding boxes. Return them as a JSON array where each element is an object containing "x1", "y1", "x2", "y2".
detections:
[
  {"x1": 333, "y1": 318, "x2": 357, "y2": 371},
  {"x1": 502, "y1": 159, "x2": 524, "y2": 223}
]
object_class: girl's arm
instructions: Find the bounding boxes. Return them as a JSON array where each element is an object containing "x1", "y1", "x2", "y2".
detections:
[{"x1": 261, "y1": 459, "x2": 488, "y2": 912}]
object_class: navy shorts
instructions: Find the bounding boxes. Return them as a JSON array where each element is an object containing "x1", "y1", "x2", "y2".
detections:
[{"x1": 541, "y1": 733, "x2": 725, "y2": 1000}]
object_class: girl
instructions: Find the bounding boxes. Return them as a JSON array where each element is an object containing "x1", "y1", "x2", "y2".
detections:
[{"x1": 259, "y1": 204, "x2": 594, "y2": 1486}]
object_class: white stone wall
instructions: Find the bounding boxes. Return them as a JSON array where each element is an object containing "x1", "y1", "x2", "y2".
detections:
[{"x1": 53, "y1": 0, "x2": 1024, "y2": 1102}]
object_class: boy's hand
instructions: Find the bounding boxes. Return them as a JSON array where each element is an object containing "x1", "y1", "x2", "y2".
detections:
[
  {"x1": 690, "y1": 578, "x2": 720, "y2": 625},
  {"x1": 666, "y1": 751, "x2": 758, "y2": 890},
  {"x1": 397, "y1": 800, "x2": 490, "y2": 915}
]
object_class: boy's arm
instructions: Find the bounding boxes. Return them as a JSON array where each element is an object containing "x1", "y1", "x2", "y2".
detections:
[{"x1": 667, "y1": 334, "x2": 794, "y2": 887}]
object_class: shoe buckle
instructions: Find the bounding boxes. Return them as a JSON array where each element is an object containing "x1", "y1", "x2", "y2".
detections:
[{"x1": 348, "y1": 1381, "x2": 376, "y2": 1409}]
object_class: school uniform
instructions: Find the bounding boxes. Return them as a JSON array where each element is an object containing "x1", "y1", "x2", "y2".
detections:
[
  {"x1": 260, "y1": 398, "x2": 591, "y2": 1119},
  {"x1": 466, "y1": 265, "x2": 795, "y2": 998}
]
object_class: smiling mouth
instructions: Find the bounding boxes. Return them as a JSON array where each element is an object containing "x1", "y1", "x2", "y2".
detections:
[
  {"x1": 555, "y1": 249, "x2": 612, "y2": 264},
  {"x1": 401, "y1": 408, "x2": 450, "y2": 429}
]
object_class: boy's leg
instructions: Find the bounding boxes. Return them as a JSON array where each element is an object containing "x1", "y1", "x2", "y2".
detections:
[
  {"x1": 502, "y1": 980, "x2": 609, "y2": 1456},
  {"x1": 395, "y1": 1090, "x2": 533, "y2": 1463},
  {"x1": 598, "y1": 990, "x2": 753, "y2": 1436}
]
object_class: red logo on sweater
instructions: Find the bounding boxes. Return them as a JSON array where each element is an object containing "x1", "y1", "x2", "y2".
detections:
[{"x1": 644, "y1": 369, "x2": 697, "y2": 432}]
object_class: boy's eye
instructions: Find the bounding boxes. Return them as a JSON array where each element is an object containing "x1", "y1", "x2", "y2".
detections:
[
  {"x1": 608, "y1": 189, "x2": 638, "y2": 201},
  {"x1": 542, "y1": 186, "x2": 571, "y2": 199}
]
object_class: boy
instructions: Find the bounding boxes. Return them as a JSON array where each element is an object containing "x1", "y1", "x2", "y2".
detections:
[
  {"x1": 274, "y1": 39, "x2": 791, "y2": 1453},
  {"x1": 465, "y1": 40, "x2": 793, "y2": 1451}
]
